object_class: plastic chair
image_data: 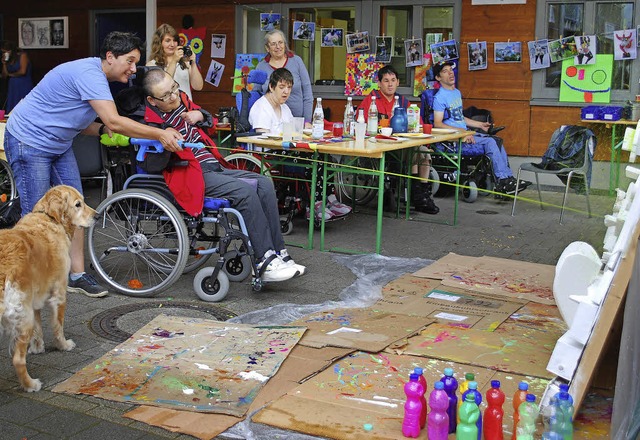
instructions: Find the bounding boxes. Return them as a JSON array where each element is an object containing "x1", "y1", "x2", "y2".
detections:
[
  {"x1": 72, "y1": 134, "x2": 109, "y2": 200},
  {"x1": 511, "y1": 128, "x2": 595, "y2": 224}
]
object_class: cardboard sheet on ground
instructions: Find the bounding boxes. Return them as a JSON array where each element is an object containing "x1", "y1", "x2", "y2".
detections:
[
  {"x1": 413, "y1": 253, "x2": 556, "y2": 305},
  {"x1": 53, "y1": 315, "x2": 305, "y2": 417},
  {"x1": 124, "y1": 345, "x2": 353, "y2": 440},
  {"x1": 287, "y1": 307, "x2": 432, "y2": 351},
  {"x1": 377, "y1": 274, "x2": 526, "y2": 331},
  {"x1": 253, "y1": 351, "x2": 549, "y2": 439}
]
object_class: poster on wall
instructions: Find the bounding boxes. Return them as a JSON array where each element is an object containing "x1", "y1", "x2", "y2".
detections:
[
  {"x1": 468, "y1": 41, "x2": 488, "y2": 70},
  {"x1": 18, "y1": 17, "x2": 68, "y2": 49},
  {"x1": 232, "y1": 53, "x2": 266, "y2": 95},
  {"x1": 575, "y1": 36, "x2": 596, "y2": 65},
  {"x1": 179, "y1": 27, "x2": 206, "y2": 65},
  {"x1": 211, "y1": 34, "x2": 226, "y2": 59},
  {"x1": 205, "y1": 60, "x2": 225, "y2": 87},
  {"x1": 260, "y1": 13, "x2": 281, "y2": 31},
  {"x1": 559, "y1": 54, "x2": 613, "y2": 103},
  {"x1": 613, "y1": 29, "x2": 637, "y2": 60},
  {"x1": 344, "y1": 53, "x2": 383, "y2": 96},
  {"x1": 413, "y1": 53, "x2": 435, "y2": 97},
  {"x1": 528, "y1": 40, "x2": 551, "y2": 70},
  {"x1": 321, "y1": 28, "x2": 344, "y2": 47}
]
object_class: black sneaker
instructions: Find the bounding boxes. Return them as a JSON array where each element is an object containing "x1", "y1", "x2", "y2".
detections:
[
  {"x1": 415, "y1": 196, "x2": 440, "y2": 215},
  {"x1": 68, "y1": 273, "x2": 108, "y2": 298}
]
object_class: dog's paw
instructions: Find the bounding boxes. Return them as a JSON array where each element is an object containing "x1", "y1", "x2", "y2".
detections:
[
  {"x1": 57, "y1": 339, "x2": 76, "y2": 351},
  {"x1": 28, "y1": 339, "x2": 45, "y2": 354},
  {"x1": 24, "y1": 378, "x2": 42, "y2": 393}
]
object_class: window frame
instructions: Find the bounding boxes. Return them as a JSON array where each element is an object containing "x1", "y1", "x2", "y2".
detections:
[{"x1": 531, "y1": 0, "x2": 639, "y2": 106}]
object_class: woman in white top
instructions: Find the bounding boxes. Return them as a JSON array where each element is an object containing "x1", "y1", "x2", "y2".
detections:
[{"x1": 147, "y1": 23, "x2": 203, "y2": 100}]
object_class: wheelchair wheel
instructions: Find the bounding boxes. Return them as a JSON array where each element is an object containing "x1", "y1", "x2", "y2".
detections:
[
  {"x1": 222, "y1": 250, "x2": 252, "y2": 282},
  {"x1": 336, "y1": 156, "x2": 378, "y2": 205},
  {"x1": 225, "y1": 153, "x2": 273, "y2": 177},
  {"x1": 429, "y1": 168, "x2": 440, "y2": 196},
  {"x1": 88, "y1": 189, "x2": 189, "y2": 297},
  {"x1": 194, "y1": 267, "x2": 230, "y2": 302},
  {"x1": 280, "y1": 217, "x2": 294, "y2": 235},
  {"x1": 0, "y1": 159, "x2": 17, "y2": 201},
  {"x1": 462, "y1": 180, "x2": 478, "y2": 203}
]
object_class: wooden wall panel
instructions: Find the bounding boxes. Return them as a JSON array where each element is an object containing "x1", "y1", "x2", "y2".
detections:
[{"x1": 465, "y1": 99, "x2": 530, "y2": 156}]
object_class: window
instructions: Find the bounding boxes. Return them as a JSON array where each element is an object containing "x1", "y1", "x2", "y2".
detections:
[
  {"x1": 532, "y1": 0, "x2": 638, "y2": 104},
  {"x1": 236, "y1": 1, "x2": 461, "y2": 99}
]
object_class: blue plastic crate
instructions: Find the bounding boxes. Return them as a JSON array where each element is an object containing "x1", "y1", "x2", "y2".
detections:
[
  {"x1": 581, "y1": 106, "x2": 603, "y2": 120},
  {"x1": 601, "y1": 106, "x2": 623, "y2": 121}
]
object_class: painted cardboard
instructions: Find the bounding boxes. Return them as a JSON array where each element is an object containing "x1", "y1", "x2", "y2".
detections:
[
  {"x1": 124, "y1": 345, "x2": 353, "y2": 440},
  {"x1": 287, "y1": 307, "x2": 432, "y2": 352},
  {"x1": 413, "y1": 253, "x2": 556, "y2": 305},
  {"x1": 377, "y1": 274, "x2": 526, "y2": 331},
  {"x1": 53, "y1": 315, "x2": 305, "y2": 416}
]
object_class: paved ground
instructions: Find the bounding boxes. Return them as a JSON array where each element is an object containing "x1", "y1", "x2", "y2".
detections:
[{"x1": 0, "y1": 182, "x2": 612, "y2": 439}]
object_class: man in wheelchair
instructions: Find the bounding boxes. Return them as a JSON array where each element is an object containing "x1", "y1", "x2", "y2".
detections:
[
  {"x1": 140, "y1": 67, "x2": 304, "y2": 282},
  {"x1": 432, "y1": 61, "x2": 529, "y2": 196}
]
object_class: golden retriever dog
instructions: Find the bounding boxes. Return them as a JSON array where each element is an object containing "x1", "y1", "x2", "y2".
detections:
[{"x1": 0, "y1": 185, "x2": 96, "y2": 392}]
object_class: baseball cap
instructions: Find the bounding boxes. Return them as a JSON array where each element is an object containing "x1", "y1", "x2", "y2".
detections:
[{"x1": 433, "y1": 61, "x2": 456, "y2": 78}]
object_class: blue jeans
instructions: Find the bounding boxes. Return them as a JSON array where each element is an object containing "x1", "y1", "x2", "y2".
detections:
[
  {"x1": 462, "y1": 134, "x2": 512, "y2": 179},
  {"x1": 3, "y1": 129, "x2": 82, "y2": 216}
]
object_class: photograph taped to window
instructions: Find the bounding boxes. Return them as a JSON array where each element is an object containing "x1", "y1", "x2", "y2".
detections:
[
  {"x1": 548, "y1": 36, "x2": 578, "y2": 63},
  {"x1": 574, "y1": 36, "x2": 596, "y2": 65},
  {"x1": 346, "y1": 31, "x2": 370, "y2": 54},
  {"x1": 430, "y1": 39, "x2": 458, "y2": 64},
  {"x1": 292, "y1": 21, "x2": 315, "y2": 41},
  {"x1": 405, "y1": 38, "x2": 424, "y2": 67},
  {"x1": 375, "y1": 36, "x2": 393, "y2": 63},
  {"x1": 321, "y1": 28, "x2": 344, "y2": 47},
  {"x1": 260, "y1": 13, "x2": 281, "y2": 32},
  {"x1": 614, "y1": 29, "x2": 636, "y2": 61},
  {"x1": 528, "y1": 39, "x2": 550, "y2": 70}
]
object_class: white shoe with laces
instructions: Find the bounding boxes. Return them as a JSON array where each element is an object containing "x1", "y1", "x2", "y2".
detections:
[
  {"x1": 257, "y1": 252, "x2": 299, "y2": 282},
  {"x1": 278, "y1": 249, "x2": 306, "y2": 276},
  {"x1": 326, "y1": 194, "x2": 352, "y2": 217}
]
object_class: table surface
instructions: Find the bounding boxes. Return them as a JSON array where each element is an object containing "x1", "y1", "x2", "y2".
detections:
[{"x1": 581, "y1": 118, "x2": 638, "y2": 126}]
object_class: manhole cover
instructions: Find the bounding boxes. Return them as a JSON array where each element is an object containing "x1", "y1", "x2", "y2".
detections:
[
  {"x1": 476, "y1": 210, "x2": 499, "y2": 215},
  {"x1": 89, "y1": 301, "x2": 237, "y2": 342}
]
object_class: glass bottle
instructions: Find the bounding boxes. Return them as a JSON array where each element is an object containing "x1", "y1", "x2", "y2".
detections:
[
  {"x1": 343, "y1": 96, "x2": 355, "y2": 136},
  {"x1": 311, "y1": 97, "x2": 324, "y2": 139},
  {"x1": 367, "y1": 96, "x2": 378, "y2": 135}
]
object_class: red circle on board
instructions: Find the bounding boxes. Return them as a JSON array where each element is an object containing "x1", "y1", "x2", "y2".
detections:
[{"x1": 566, "y1": 66, "x2": 578, "y2": 77}]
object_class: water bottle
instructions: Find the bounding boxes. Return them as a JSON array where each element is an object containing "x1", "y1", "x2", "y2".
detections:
[
  {"x1": 367, "y1": 95, "x2": 378, "y2": 135},
  {"x1": 457, "y1": 394, "x2": 480, "y2": 440},
  {"x1": 553, "y1": 383, "x2": 574, "y2": 406},
  {"x1": 312, "y1": 97, "x2": 324, "y2": 139},
  {"x1": 484, "y1": 380, "x2": 505, "y2": 440},
  {"x1": 440, "y1": 367, "x2": 458, "y2": 434},
  {"x1": 462, "y1": 381, "x2": 482, "y2": 440},
  {"x1": 511, "y1": 381, "x2": 529, "y2": 440},
  {"x1": 407, "y1": 104, "x2": 420, "y2": 133},
  {"x1": 402, "y1": 373, "x2": 424, "y2": 438},
  {"x1": 428, "y1": 381, "x2": 449, "y2": 440},
  {"x1": 392, "y1": 95, "x2": 400, "y2": 113},
  {"x1": 343, "y1": 96, "x2": 355, "y2": 137},
  {"x1": 516, "y1": 394, "x2": 538, "y2": 440},
  {"x1": 552, "y1": 392, "x2": 574, "y2": 440},
  {"x1": 458, "y1": 372, "x2": 475, "y2": 422},
  {"x1": 413, "y1": 367, "x2": 428, "y2": 428}
]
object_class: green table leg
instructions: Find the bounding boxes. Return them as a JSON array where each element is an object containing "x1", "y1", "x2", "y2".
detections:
[
  {"x1": 308, "y1": 152, "x2": 318, "y2": 250},
  {"x1": 375, "y1": 153, "x2": 386, "y2": 254},
  {"x1": 609, "y1": 125, "x2": 618, "y2": 196}
]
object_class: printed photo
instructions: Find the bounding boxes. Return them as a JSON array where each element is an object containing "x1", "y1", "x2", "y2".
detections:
[
  {"x1": 548, "y1": 36, "x2": 578, "y2": 63},
  {"x1": 19, "y1": 16, "x2": 68, "y2": 49},
  {"x1": 425, "y1": 33, "x2": 443, "y2": 49},
  {"x1": 574, "y1": 35, "x2": 596, "y2": 65},
  {"x1": 494, "y1": 41, "x2": 522, "y2": 63},
  {"x1": 468, "y1": 41, "x2": 488, "y2": 71},
  {"x1": 259, "y1": 13, "x2": 281, "y2": 32},
  {"x1": 528, "y1": 39, "x2": 550, "y2": 70},
  {"x1": 374, "y1": 36, "x2": 393, "y2": 63},
  {"x1": 346, "y1": 31, "x2": 370, "y2": 54},
  {"x1": 430, "y1": 39, "x2": 458, "y2": 64},
  {"x1": 205, "y1": 60, "x2": 225, "y2": 87},
  {"x1": 321, "y1": 28, "x2": 344, "y2": 47},
  {"x1": 404, "y1": 39, "x2": 424, "y2": 67},
  {"x1": 292, "y1": 21, "x2": 315, "y2": 41},
  {"x1": 211, "y1": 34, "x2": 227, "y2": 59},
  {"x1": 614, "y1": 29, "x2": 637, "y2": 61}
]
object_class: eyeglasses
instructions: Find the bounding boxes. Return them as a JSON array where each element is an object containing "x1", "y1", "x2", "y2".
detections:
[
  {"x1": 152, "y1": 82, "x2": 180, "y2": 102},
  {"x1": 268, "y1": 41, "x2": 285, "y2": 48}
]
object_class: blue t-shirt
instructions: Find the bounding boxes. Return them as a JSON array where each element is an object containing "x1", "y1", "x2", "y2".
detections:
[
  {"x1": 7, "y1": 57, "x2": 113, "y2": 153},
  {"x1": 432, "y1": 87, "x2": 467, "y2": 130}
]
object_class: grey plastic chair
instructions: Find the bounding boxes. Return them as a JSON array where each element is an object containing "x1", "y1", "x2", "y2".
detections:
[
  {"x1": 72, "y1": 134, "x2": 109, "y2": 201},
  {"x1": 511, "y1": 132, "x2": 595, "y2": 224}
]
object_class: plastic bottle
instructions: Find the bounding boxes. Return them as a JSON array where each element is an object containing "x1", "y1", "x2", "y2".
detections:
[
  {"x1": 462, "y1": 381, "x2": 482, "y2": 440},
  {"x1": 407, "y1": 104, "x2": 420, "y2": 133},
  {"x1": 511, "y1": 381, "x2": 529, "y2": 440},
  {"x1": 413, "y1": 367, "x2": 428, "y2": 428},
  {"x1": 357, "y1": 108, "x2": 365, "y2": 124},
  {"x1": 553, "y1": 383, "x2": 574, "y2": 406},
  {"x1": 311, "y1": 97, "x2": 324, "y2": 139},
  {"x1": 458, "y1": 373, "x2": 475, "y2": 422},
  {"x1": 516, "y1": 394, "x2": 538, "y2": 440},
  {"x1": 343, "y1": 96, "x2": 355, "y2": 137},
  {"x1": 367, "y1": 95, "x2": 378, "y2": 135},
  {"x1": 402, "y1": 373, "x2": 424, "y2": 438},
  {"x1": 428, "y1": 381, "x2": 450, "y2": 440},
  {"x1": 441, "y1": 367, "x2": 458, "y2": 434},
  {"x1": 552, "y1": 392, "x2": 574, "y2": 440},
  {"x1": 484, "y1": 380, "x2": 505, "y2": 440},
  {"x1": 457, "y1": 393, "x2": 480, "y2": 440}
]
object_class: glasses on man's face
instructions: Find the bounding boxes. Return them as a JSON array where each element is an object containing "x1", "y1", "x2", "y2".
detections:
[
  {"x1": 268, "y1": 41, "x2": 285, "y2": 48},
  {"x1": 153, "y1": 82, "x2": 180, "y2": 102}
]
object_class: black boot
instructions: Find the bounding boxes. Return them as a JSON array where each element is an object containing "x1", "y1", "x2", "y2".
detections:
[{"x1": 411, "y1": 180, "x2": 440, "y2": 215}]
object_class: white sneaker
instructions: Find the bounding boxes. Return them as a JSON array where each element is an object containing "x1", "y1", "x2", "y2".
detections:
[
  {"x1": 278, "y1": 249, "x2": 306, "y2": 276},
  {"x1": 326, "y1": 194, "x2": 352, "y2": 217},
  {"x1": 258, "y1": 254, "x2": 299, "y2": 282}
]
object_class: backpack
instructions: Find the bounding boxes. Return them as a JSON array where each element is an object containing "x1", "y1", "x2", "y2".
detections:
[{"x1": 536, "y1": 125, "x2": 596, "y2": 192}]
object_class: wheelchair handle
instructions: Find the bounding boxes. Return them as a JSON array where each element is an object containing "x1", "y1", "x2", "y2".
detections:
[{"x1": 130, "y1": 138, "x2": 205, "y2": 162}]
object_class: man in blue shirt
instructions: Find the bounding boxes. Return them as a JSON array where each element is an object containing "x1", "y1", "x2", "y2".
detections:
[
  {"x1": 432, "y1": 61, "x2": 528, "y2": 196},
  {"x1": 4, "y1": 32, "x2": 184, "y2": 297}
]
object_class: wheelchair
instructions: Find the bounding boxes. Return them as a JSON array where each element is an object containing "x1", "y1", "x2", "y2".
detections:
[{"x1": 88, "y1": 138, "x2": 264, "y2": 303}]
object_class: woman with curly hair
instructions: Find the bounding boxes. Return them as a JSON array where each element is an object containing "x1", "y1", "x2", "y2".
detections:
[{"x1": 146, "y1": 23, "x2": 203, "y2": 100}]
